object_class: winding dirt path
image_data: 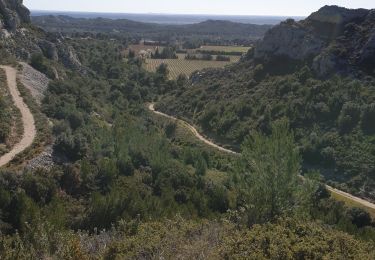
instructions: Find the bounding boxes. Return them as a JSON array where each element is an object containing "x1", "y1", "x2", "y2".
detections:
[
  {"x1": 326, "y1": 186, "x2": 375, "y2": 210},
  {"x1": 149, "y1": 103, "x2": 237, "y2": 155},
  {"x1": 148, "y1": 103, "x2": 375, "y2": 211},
  {"x1": 0, "y1": 66, "x2": 36, "y2": 168}
]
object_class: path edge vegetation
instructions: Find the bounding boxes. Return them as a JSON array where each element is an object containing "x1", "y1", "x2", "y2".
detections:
[{"x1": 0, "y1": 69, "x2": 23, "y2": 156}]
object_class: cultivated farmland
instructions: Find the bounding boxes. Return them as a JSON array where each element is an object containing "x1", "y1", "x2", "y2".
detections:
[
  {"x1": 138, "y1": 44, "x2": 246, "y2": 79},
  {"x1": 198, "y1": 45, "x2": 251, "y2": 53},
  {"x1": 176, "y1": 53, "x2": 240, "y2": 62},
  {"x1": 144, "y1": 58, "x2": 234, "y2": 79}
]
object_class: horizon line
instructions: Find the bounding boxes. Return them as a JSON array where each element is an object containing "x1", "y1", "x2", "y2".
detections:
[{"x1": 30, "y1": 9, "x2": 306, "y2": 18}]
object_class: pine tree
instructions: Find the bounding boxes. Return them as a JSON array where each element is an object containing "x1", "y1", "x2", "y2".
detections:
[{"x1": 238, "y1": 119, "x2": 303, "y2": 224}]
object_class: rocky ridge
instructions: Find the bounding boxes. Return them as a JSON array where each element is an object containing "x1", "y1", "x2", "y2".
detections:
[{"x1": 254, "y1": 5, "x2": 375, "y2": 77}]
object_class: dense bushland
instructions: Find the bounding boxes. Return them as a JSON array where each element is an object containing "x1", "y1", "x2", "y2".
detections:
[
  {"x1": 0, "y1": 39, "x2": 235, "y2": 236},
  {"x1": 158, "y1": 63, "x2": 375, "y2": 200},
  {"x1": 1, "y1": 34, "x2": 375, "y2": 258}
]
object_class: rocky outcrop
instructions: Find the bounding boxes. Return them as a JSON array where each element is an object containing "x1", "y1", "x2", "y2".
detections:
[
  {"x1": 57, "y1": 44, "x2": 83, "y2": 72},
  {"x1": 0, "y1": 0, "x2": 39, "y2": 59},
  {"x1": 0, "y1": 0, "x2": 85, "y2": 74},
  {"x1": 307, "y1": 5, "x2": 368, "y2": 26},
  {"x1": 38, "y1": 39, "x2": 58, "y2": 61},
  {"x1": 254, "y1": 20, "x2": 325, "y2": 61},
  {"x1": 312, "y1": 52, "x2": 337, "y2": 76},
  {"x1": 254, "y1": 6, "x2": 375, "y2": 77},
  {"x1": 0, "y1": 0, "x2": 30, "y2": 31}
]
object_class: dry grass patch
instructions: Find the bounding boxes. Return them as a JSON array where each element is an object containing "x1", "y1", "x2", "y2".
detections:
[{"x1": 199, "y1": 45, "x2": 251, "y2": 53}]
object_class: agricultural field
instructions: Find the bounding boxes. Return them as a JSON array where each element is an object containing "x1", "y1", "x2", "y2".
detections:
[
  {"x1": 198, "y1": 45, "x2": 251, "y2": 53},
  {"x1": 139, "y1": 44, "x2": 245, "y2": 79},
  {"x1": 176, "y1": 53, "x2": 240, "y2": 62},
  {"x1": 144, "y1": 58, "x2": 234, "y2": 79}
]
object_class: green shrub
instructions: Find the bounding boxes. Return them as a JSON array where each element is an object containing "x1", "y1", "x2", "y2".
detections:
[
  {"x1": 30, "y1": 53, "x2": 56, "y2": 79},
  {"x1": 338, "y1": 102, "x2": 361, "y2": 133},
  {"x1": 361, "y1": 103, "x2": 375, "y2": 134}
]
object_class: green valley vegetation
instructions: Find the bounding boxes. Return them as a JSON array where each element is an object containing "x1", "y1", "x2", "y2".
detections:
[
  {"x1": 0, "y1": 1, "x2": 375, "y2": 258},
  {"x1": 1, "y1": 217, "x2": 374, "y2": 259},
  {"x1": 1, "y1": 94, "x2": 375, "y2": 257},
  {"x1": 158, "y1": 64, "x2": 375, "y2": 202}
]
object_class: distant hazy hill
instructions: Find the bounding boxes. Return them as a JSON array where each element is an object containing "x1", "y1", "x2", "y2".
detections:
[
  {"x1": 31, "y1": 11, "x2": 301, "y2": 25},
  {"x1": 31, "y1": 15, "x2": 272, "y2": 40},
  {"x1": 179, "y1": 20, "x2": 271, "y2": 36}
]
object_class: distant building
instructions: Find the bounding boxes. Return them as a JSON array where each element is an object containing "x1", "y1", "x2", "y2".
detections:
[{"x1": 138, "y1": 49, "x2": 153, "y2": 59}]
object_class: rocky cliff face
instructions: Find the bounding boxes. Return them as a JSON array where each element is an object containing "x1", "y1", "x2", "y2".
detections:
[
  {"x1": 254, "y1": 6, "x2": 375, "y2": 77},
  {"x1": 0, "y1": 0, "x2": 83, "y2": 73},
  {"x1": 254, "y1": 19, "x2": 325, "y2": 61},
  {"x1": 0, "y1": 0, "x2": 30, "y2": 31}
]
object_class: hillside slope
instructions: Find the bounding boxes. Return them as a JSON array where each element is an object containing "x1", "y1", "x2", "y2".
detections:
[
  {"x1": 1, "y1": 2, "x2": 375, "y2": 256},
  {"x1": 158, "y1": 6, "x2": 375, "y2": 201}
]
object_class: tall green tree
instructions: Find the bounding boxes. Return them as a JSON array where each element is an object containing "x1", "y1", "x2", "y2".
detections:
[
  {"x1": 238, "y1": 119, "x2": 304, "y2": 224},
  {"x1": 156, "y1": 63, "x2": 169, "y2": 79}
]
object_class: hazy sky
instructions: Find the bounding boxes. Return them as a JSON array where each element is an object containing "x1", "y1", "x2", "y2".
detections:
[{"x1": 24, "y1": 0, "x2": 374, "y2": 16}]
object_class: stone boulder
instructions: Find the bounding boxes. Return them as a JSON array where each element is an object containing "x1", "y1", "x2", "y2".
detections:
[
  {"x1": 38, "y1": 40, "x2": 58, "y2": 61},
  {"x1": 57, "y1": 44, "x2": 83, "y2": 72}
]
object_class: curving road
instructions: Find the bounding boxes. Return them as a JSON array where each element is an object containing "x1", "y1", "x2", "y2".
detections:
[
  {"x1": 148, "y1": 103, "x2": 375, "y2": 211},
  {"x1": 0, "y1": 66, "x2": 36, "y2": 168}
]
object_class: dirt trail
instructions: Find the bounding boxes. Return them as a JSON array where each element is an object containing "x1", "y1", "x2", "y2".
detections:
[
  {"x1": 149, "y1": 103, "x2": 375, "y2": 211},
  {"x1": 149, "y1": 103, "x2": 237, "y2": 155},
  {"x1": 326, "y1": 186, "x2": 375, "y2": 210},
  {"x1": 0, "y1": 66, "x2": 36, "y2": 167}
]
